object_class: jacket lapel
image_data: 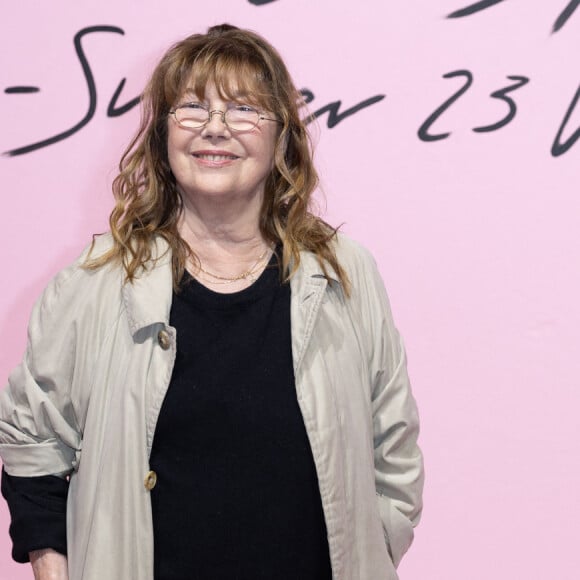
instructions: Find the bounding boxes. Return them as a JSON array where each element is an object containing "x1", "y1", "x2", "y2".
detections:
[
  {"x1": 122, "y1": 237, "x2": 174, "y2": 335},
  {"x1": 290, "y1": 251, "x2": 340, "y2": 375}
]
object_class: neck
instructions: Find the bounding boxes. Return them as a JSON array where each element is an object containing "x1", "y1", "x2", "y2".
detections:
[
  {"x1": 177, "y1": 199, "x2": 273, "y2": 294},
  {"x1": 178, "y1": 193, "x2": 266, "y2": 256}
]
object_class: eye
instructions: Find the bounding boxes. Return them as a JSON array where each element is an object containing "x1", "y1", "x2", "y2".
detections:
[
  {"x1": 180, "y1": 102, "x2": 207, "y2": 110},
  {"x1": 233, "y1": 104, "x2": 258, "y2": 113}
]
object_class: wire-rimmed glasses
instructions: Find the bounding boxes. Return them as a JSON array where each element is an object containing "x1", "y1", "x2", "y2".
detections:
[{"x1": 169, "y1": 102, "x2": 281, "y2": 132}]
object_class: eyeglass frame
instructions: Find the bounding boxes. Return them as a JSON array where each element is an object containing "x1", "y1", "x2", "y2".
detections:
[{"x1": 168, "y1": 102, "x2": 282, "y2": 133}]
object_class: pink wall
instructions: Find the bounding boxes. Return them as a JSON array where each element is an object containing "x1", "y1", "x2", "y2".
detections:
[{"x1": 1, "y1": 1, "x2": 579, "y2": 578}]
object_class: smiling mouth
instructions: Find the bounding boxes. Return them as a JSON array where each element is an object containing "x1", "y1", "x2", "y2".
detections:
[{"x1": 192, "y1": 154, "x2": 238, "y2": 161}]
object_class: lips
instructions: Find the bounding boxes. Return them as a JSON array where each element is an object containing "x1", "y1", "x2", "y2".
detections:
[
  {"x1": 193, "y1": 154, "x2": 238, "y2": 161},
  {"x1": 192, "y1": 150, "x2": 239, "y2": 161}
]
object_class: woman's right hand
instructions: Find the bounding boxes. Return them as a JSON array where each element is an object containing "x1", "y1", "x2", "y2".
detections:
[{"x1": 29, "y1": 549, "x2": 68, "y2": 580}]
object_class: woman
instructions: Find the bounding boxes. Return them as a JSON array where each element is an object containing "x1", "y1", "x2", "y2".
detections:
[{"x1": 0, "y1": 24, "x2": 423, "y2": 580}]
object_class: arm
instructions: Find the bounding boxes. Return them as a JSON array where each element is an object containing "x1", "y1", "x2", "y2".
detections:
[
  {"x1": 1, "y1": 468, "x2": 68, "y2": 570},
  {"x1": 0, "y1": 266, "x2": 82, "y2": 477},
  {"x1": 0, "y1": 266, "x2": 84, "y2": 571},
  {"x1": 372, "y1": 330, "x2": 423, "y2": 567},
  {"x1": 30, "y1": 549, "x2": 68, "y2": 580},
  {"x1": 353, "y1": 245, "x2": 424, "y2": 566}
]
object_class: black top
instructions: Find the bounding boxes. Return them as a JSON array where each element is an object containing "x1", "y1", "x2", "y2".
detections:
[
  {"x1": 149, "y1": 259, "x2": 332, "y2": 579},
  {"x1": 1, "y1": 256, "x2": 332, "y2": 579},
  {"x1": 1, "y1": 468, "x2": 68, "y2": 562}
]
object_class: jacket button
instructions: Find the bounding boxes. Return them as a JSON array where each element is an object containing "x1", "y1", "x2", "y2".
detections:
[
  {"x1": 157, "y1": 329, "x2": 171, "y2": 350},
  {"x1": 144, "y1": 470, "x2": 157, "y2": 491}
]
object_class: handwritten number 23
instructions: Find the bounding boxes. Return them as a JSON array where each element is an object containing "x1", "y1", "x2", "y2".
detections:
[{"x1": 418, "y1": 70, "x2": 530, "y2": 141}]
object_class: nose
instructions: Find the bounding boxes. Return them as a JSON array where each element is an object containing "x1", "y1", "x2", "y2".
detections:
[{"x1": 201, "y1": 109, "x2": 230, "y2": 137}]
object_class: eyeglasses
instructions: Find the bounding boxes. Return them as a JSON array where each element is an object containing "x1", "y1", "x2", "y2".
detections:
[{"x1": 169, "y1": 102, "x2": 281, "y2": 132}]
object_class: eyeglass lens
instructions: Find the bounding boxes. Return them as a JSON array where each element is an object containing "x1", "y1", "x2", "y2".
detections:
[{"x1": 174, "y1": 105, "x2": 260, "y2": 131}]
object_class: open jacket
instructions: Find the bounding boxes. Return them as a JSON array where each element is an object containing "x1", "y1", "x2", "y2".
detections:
[{"x1": 0, "y1": 233, "x2": 423, "y2": 580}]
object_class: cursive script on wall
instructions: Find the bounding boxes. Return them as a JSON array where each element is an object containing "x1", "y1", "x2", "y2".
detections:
[
  {"x1": 447, "y1": 0, "x2": 579, "y2": 34},
  {"x1": 3, "y1": 24, "x2": 578, "y2": 159},
  {"x1": 2, "y1": 26, "x2": 384, "y2": 157},
  {"x1": 417, "y1": 70, "x2": 579, "y2": 157}
]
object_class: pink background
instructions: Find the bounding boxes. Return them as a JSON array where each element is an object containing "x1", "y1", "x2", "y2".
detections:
[{"x1": 1, "y1": 1, "x2": 579, "y2": 578}]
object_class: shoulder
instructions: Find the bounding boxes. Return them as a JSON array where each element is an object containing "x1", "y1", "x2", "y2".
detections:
[
  {"x1": 33, "y1": 233, "x2": 121, "y2": 320},
  {"x1": 332, "y1": 232, "x2": 383, "y2": 287},
  {"x1": 82, "y1": 231, "x2": 116, "y2": 261},
  {"x1": 330, "y1": 232, "x2": 397, "y2": 318},
  {"x1": 58, "y1": 233, "x2": 118, "y2": 284},
  {"x1": 333, "y1": 232, "x2": 374, "y2": 265}
]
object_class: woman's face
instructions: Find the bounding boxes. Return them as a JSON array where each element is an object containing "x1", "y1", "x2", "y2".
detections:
[{"x1": 167, "y1": 81, "x2": 279, "y2": 208}]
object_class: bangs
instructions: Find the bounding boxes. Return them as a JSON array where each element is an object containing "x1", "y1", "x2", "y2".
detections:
[{"x1": 172, "y1": 48, "x2": 275, "y2": 110}]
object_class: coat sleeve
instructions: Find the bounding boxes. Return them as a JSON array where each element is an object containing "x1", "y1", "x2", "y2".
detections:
[
  {"x1": 0, "y1": 264, "x2": 84, "y2": 478},
  {"x1": 353, "y1": 245, "x2": 424, "y2": 568}
]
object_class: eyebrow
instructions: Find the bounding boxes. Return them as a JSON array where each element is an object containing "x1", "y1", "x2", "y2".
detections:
[{"x1": 180, "y1": 88, "x2": 251, "y2": 101}]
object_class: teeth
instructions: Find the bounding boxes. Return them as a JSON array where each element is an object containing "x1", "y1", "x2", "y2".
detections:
[{"x1": 194, "y1": 154, "x2": 237, "y2": 160}]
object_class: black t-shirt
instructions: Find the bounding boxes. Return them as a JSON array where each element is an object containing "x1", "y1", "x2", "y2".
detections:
[{"x1": 149, "y1": 259, "x2": 332, "y2": 579}]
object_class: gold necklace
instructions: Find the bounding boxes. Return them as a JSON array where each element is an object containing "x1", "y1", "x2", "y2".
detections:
[{"x1": 196, "y1": 246, "x2": 272, "y2": 284}]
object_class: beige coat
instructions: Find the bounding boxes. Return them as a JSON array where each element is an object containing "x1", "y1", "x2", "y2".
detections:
[{"x1": 0, "y1": 233, "x2": 423, "y2": 580}]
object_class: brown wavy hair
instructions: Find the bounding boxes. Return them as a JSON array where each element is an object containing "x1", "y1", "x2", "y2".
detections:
[{"x1": 86, "y1": 24, "x2": 349, "y2": 292}]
